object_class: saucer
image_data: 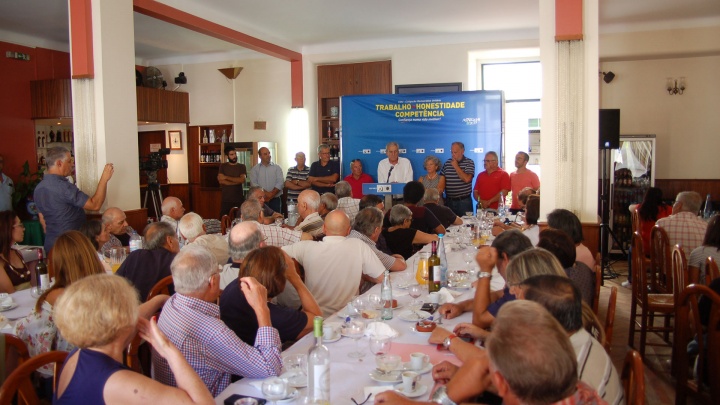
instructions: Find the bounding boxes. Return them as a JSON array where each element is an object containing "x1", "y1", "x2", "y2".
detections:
[
  {"x1": 397, "y1": 310, "x2": 431, "y2": 322},
  {"x1": 369, "y1": 369, "x2": 402, "y2": 383},
  {"x1": 394, "y1": 382, "x2": 428, "y2": 398},
  {"x1": 323, "y1": 332, "x2": 341, "y2": 343},
  {"x1": 0, "y1": 303, "x2": 18, "y2": 312},
  {"x1": 277, "y1": 388, "x2": 299, "y2": 403},
  {"x1": 402, "y1": 361, "x2": 432, "y2": 374},
  {"x1": 280, "y1": 371, "x2": 307, "y2": 388}
]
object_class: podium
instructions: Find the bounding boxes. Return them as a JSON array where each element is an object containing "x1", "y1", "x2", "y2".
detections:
[{"x1": 361, "y1": 183, "x2": 407, "y2": 211}]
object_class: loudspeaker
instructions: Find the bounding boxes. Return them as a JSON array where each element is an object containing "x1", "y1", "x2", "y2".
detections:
[{"x1": 599, "y1": 109, "x2": 620, "y2": 149}]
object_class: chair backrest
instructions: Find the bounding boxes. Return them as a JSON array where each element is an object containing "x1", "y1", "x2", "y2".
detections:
[
  {"x1": 671, "y1": 244, "x2": 688, "y2": 305},
  {"x1": 147, "y1": 275, "x2": 173, "y2": 301},
  {"x1": 632, "y1": 232, "x2": 650, "y2": 304},
  {"x1": 221, "y1": 214, "x2": 231, "y2": 235},
  {"x1": 125, "y1": 332, "x2": 151, "y2": 378},
  {"x1": 228, "y1": 206, "x2": 240, "y2": 221},
  {"x1": 0, "y1": 334, "x2": 30, "y2": 385},
  {"x1": 0, "y1": 350, "x2": 68, "y2": 405},
  {"x1": 593, "y1": 257, "x2": 602, "y2": 315},
  {"x1": 631, "y1": 210, "x2": 641, "y2": 234},
  {"x1": 674, "y1": 284, "x2": 720, "y2": 404},
  {"x1": 707, "y1": 257, "x2": 720, "y2": 285},
  {"x1": 650, "y1": 226, "x2": 672, "y2": 294},
  {"x1": 621, "y1": 349, "x2": 645, "y2": 405},
  {"x1": 604, "y1": 286, "x2": 618, "y2": 354}
]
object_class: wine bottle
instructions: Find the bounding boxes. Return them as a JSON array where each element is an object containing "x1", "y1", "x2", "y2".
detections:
[
  {"x1": 202, "y1": 131, "x2": 209, "y2": 144},
  {"x1": 428, "y1": 241, "x2": 441, "y2": 293},
  {"x1": 307, "y1": 316, "x2": 330, "y2": 404},
  {"x1": 36, "y1": 248, "x2": 49, "y2": 292},
  {"x1": 437, "y1": 234, "x2": 448, "y2": 288},
  {"x1": 381, "y1": 270, "x2": 393, "y2": 320},
  {"x1": 326, "y1": 122, "x2": 332, "y2": 139}
]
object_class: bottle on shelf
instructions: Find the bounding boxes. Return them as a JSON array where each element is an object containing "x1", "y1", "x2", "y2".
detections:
[
  {"x1": 428, "y1": 241, "x2": 441, "y2": 293},
  {"x1": 326, "y1": 122, "x2": 332, "y2": 139},
  {"x1": 129, "y1": 230, "x2": 143, "y2": 252},
  {"x1": 704, "y1": 193, "x2": 713, "y2": 219},
  {"x1": 221, "y1": 129, "x2": 227, "y2": 143},
  {"x1": 437, "y1": 234, "x2": 448, "y2": 287},
  {"x1": 307, "y1": 316, "x2": 330, "y2": 404},
  {"x1": 202, "y1": 130, "x2": 209, "y2": 144},
  {"x1": 209, "y1": 129, "x2": 216, "y2": 143},
  {"x1": 381, "y1": 270, "x2": 393, "y2": 320},
  {"x1": 36, "y1": 248, "x2": 49, "y2": 292},
  {"x1": 49, "y1": 128, "x2": 55, "y2": 143}
]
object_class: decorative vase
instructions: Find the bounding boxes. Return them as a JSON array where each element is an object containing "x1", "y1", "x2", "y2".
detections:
[{"x1": 330, "y1": 106, "x2": 339, "y2": 117}]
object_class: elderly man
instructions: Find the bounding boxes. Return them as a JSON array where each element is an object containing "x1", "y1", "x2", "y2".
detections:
[
  {"x1": 349, "y1": 207, "x2": 406, "y2": 272},
  {"x1": 423, "y1": 188, "x2": 463, "y2": 228},
  {"x1": 378, "y1": 141, "x2": 413, "y2": 201},
  {"x1": 179, "y1": 212, "x2": 230, "y2": 265},
  {"x1": 0, "y1": 155, "x2": 13, "y2": 211},
  {"x1": 344, "y1": 158, "x2": 373, "y2": 198},
  {"x1": 318, "y1": 192, "x2": 338, "y2": 220},
  {"x1": 240, "y1": 200, "x2": 311, "y2": 249},
  {"x1": 335, "y1": 180, "x2": 360, "y2": 222},
  {"x1": 160, "y1": 196, "x2": 185, "y2": 228},
  {"x1": 217, "y1": 147, "x2": 247, "y2": 217},
  {"x1": 308, "y1": 144, "x2": 340, "y2": 194},
  {"x1": 34, "y1": 146, "x2": 114, "y2": 252},
  {"x1": 473, "y1": 151, "x2": 510, "y2": 210},
  {"x1": 509, "y1": 151, "x2": 540, "y2": 213},
  {"x1": 283, "y1": 210, "x2": 385, "y2": 317},
  {"x1": 383, "y1": 181, "x2": 444, "y2": 234},
  {"x1": 116, "y1": 221, "x2": 179, "y2": 300},
  {"x1": 154, "y1": 245, "x2": 282, "y2": 396},
  {"x1": 247, "y1": 186, "x2": 284, "y2": 225},
  {"x1": 101, "y1": 207, "x2": 136, "y2": 252},
  {"x1": 442, "y1": 142, "x2": 476, "y2": 217},
  {"x1": 219, "y1": 221, "x2": 266, "y2": 289},
  {"x1": 656, "y1": 191, "x2": 708, "y2": 253},
  {"x1": 249, "y1": 147, "x2": 284, "y2": 213},
  {"x1": 293, "y1": 189, "x2": 324, "y2": 237},
  {"x1": 284, "y1": 151, "x2": 311, "y2": 203}
]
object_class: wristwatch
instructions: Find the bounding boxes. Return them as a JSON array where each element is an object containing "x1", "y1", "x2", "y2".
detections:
[
  {"x1": 431, "y1": 386, "x2": 458, "y2": 405},
  {"x1": 477, "y1": 271, "x2": 492, "y2": 279},
  {"x1": 443, "y1": 333, "x2": 457, "y2": 350}
]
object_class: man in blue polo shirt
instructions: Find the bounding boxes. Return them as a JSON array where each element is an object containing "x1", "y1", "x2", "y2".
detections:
[
  {"x1": 34, "y1": 146, "x2": 114, "y2": 253},
  {"x1": 307, "y1": 144, "x2": 339, "y2": 195}
]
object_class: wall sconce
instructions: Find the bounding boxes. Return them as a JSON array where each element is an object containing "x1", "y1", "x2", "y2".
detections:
[
  {"x1": 600, "y1": 71, "x2": 615, "y2": 83},
  {"x1": 666, "y1": 77, "x2": 686, "y2": 95}
]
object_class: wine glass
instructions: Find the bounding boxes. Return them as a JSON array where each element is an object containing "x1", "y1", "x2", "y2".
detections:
[
  {"x1": 368, "y1": 334, "x2": 392, "y2": 356},
  {"x1": 261, "y1": 377, "x2": 289, "y2": 405},
  {"x1": 367, "y1": 294, "x2": 382, "y2": 312},
  {"x1": 408, "y1": 284, "x2": 423, "y2": 309},
  {"x1": 344, "y1": 320, "x2": 366, "y2": 359},
  {"x1": 463, "y1": 251, "x2": 475, "y2": 267}
]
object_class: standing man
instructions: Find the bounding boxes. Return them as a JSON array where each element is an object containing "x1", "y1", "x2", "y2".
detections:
[
  {"x1": 307, "y1": 144, "x2": 339, "y2": 195},
  {"x1": 344, "y1": 159, "x2": 373, "y2": 199},
  {"x1": 377, "y1": 141, "x2": 413, "y2": 202},
  {"x1": 284, "y1": 151, "x2": 311, "y2": 204},
  {"x1": 442, "y1": 141, "x2": 476, "y2": 217},
  {"x1": 217, "y1": 147, "x2": 247, "y2": 217},
  {"x1": 0, "y1": 155, "x2": 13, "y2": 211},
  {"x1": 509, "y1": 151, "x2": 540, "y2": 213},
  {"x1": 250, "y1": 147, "x2": 283, "y2": 213},
  {"x1": 473, "y1": 151, "x2": 510, "y2": 210},
  {"x1": 34, "y1": 146, "x2": 114, "y2": 253}
]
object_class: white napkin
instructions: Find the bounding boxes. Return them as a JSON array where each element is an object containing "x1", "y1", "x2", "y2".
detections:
[
  {"x1": 248, "y1": 379, "x2": 264, "y2": 392},
  {"x1": 364, "y1": 321, "x2": 399, "y2": 338},
  {"x1": 364, "y1": 385, "x2": 394, "y2": 402},
  {"x1": 437, "y1": 288, "x2": 456, "y2": 304},
  {"x1": 0, "y1": 295, "x2": 14, "y2": 308}
]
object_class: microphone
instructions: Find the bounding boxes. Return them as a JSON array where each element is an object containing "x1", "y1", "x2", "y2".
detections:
[{"x1": 386, "y1": 166, "x2": 394, "y2": 183}]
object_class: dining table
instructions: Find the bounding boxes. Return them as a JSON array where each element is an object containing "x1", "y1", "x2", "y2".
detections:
[
  {"x1": 0, "y1": 288, "x2": 37, "y2": 332},
  {"x1": 215, "y1": 223, "x2": 506, "y2": 404}
]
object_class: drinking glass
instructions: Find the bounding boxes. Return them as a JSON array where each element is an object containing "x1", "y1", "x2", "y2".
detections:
[
  {"x1": 408, "y1": 284, "x2": 423, "y2": 308},
  {"x1": 109, "y1": 248, "x2": 126, "y2": 273},
  {"x1": 368, "y1": 334, "x2": 392, "y2": 355},
  {"x1": 375, "y1": 353, "x2": 401, "y2": 373},
  {"x1": 261, "y1": 377, "x2": 289, "y2": 405},
  {"x1": 463, "y1": 251, "x2": 475, "y2": 267},
  {"x1": 367, "y1": 294, "x2": 382, "y2": 311},
  {"x1": 344, "y1": 320, "x2": 366, "y2": 359},
  {"x1": 415, "y1": 253, "x2": 429, "y2": 285}
]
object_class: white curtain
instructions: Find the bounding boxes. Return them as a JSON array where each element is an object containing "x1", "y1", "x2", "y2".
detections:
[
  {"x1": 555, "y1": 40, "x2": 585, "y2": 215},
  {"x1": 71, "y1": 78, "x2": 98, "y2": 198}
]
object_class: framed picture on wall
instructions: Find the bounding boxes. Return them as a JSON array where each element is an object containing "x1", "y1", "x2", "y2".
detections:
[{"x1": 168, "y1": 130, "x2": 182, "y2": 150}]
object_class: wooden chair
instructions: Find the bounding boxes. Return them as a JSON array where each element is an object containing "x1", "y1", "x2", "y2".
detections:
[
  {"x1": 672, "y1": 245, "x2": 688, "y2": 305},
  {"x1": 0, "y1": 334, "x2": 29, "y2": 385},
  {"x1": 221, "y1": 214, "x2": 231, "y2": 235},
  {"x1": 628, "y1": 232, "x2": 674, "y2": 358},
  {"x1": 593, "y1": 252, "x2": 602, "y2": 315},
  {"x1": 604, "y1": 286, "x2": 618, "y2": 354},
  {"x1": 650, "y1": 226, "x2": 673, "y2": 294},
  {"x1": 147, "y1": 275, "x2": 173, "y2": 301},
  {"x1": 0, "y1": 351, "x2": 68, "y2": 405},
  {"x1": 631, "y1": 210, "x2": 641, "y2": 234},
  {"x1": 228, "y1": 206, "x2": 240, "y2": 221},
  {"x1": 673, "y1": 284, "x2": 720, "y2": 405},
  {"x1": 707, "y1": 257, "x2": 720, "y2": 285},
  {"x1": 621, "y1": 350, "x2": 646, "y2": 405},
  {"x1": 125, "y1": 331, "x2": 151, "y2": 378}
]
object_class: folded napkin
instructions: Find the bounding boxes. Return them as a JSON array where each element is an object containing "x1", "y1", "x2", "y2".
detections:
[
  {"x1": 364, "y1": 385, "x2": 394, "y2": 402},
  {"x1": 364, "y1": 321, "x2": 399, "y2": 338},
  {"x1": 437, "y1": 288, "x2": 456, "y2": 304}
]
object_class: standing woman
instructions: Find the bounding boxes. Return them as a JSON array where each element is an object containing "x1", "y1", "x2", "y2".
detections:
[
  {"x1": 418, "y1": 156, "x2": 445, "y2": 205},
  {"x1": 0, "y1": 211, "x2": 32, "y2": 293}
]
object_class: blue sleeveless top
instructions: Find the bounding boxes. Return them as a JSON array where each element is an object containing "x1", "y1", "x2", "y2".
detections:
[{"x1": 54, "y1": 348, "x2": 129, "y2": 404}]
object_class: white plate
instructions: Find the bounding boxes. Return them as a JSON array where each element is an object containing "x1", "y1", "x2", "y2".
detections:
[
  {"x1": 0, "y1": 303, "x2": 18, "y2": 312},
  {"x1": 394, "y1": 382, "x2": 428, "y2": 398},
  {"x1": 280, "y1": 371, "x2": 307, "y2": 388},
  {"x1": 397, "y1": 310, "x2": 432, "y2": 322},
  {"x1": 402, "y1": 361, "x2": 432, "y2": 374},
  {"x1": 369, "y1": 369, "x2": 402, "y2": 383},
  {"x1": 276, "y1": 388, "x2": 299, "y2": 403},
  {"x1": 323, "y1": 332, "x2": 341, "y2": 343}
]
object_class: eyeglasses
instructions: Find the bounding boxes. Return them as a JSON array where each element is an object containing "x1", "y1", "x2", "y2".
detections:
[
  {"x1": 483, "y1": 159, "x2": 497, "y2": 162},
  {"x1": 351, "y1": 393, "x2": 371, "y2": 405},
  {"x1": 13, "y1": 223, "x2": 25, "y2": 229}
]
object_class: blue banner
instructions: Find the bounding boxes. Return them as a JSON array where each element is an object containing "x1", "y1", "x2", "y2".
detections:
[{"x1": 340, "y1": 91, "x2": 504, "y2": 185}]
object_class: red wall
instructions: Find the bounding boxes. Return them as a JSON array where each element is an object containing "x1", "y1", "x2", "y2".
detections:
[{"x1": 0, "y1": 41, "x2": 70, "y2": 180}]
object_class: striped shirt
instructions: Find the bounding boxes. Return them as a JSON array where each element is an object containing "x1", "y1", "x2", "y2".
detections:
[
  {"x1": 442, "y1": 156, "x2": 475, "y2": 198},
  {"x1": 252, "y1": 220, "x2": 303, "y2": 247},
  {"x1": 656, "y1": 212, "x2": 708, "y2": 254},
  {"x1": 348, "y1": 230, "x2": 397, "y2": 270},
  {"x1": 570, "y1": 329, "x2": 624, "y2": 405},
  {"x1": 285, "y1": 165, "x2": 310, "y2": 202}
]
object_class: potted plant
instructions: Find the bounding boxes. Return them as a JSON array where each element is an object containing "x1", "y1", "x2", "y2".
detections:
[{"x1": 12, "y1": 161, "x2": 44, "y2": 220}]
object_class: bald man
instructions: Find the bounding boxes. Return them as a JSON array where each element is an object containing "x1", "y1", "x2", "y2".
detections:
[
  {"x1": 218, "y1": 221, "x2": 267, "y2": 289},
  {"x1": 101, "y1": 207, "x2": 136, "y2": 253},
  {"x1": 160, "y1": 196, "x2": 186, "y2": 247},
  {"x1": 282, "y1": 210, "x2": 385, "y2": 317}
]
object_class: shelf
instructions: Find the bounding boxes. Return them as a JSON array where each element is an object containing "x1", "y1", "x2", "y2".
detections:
[
  {"x1": 321, "y1": 117, "x2": 339, "y2": 121},
  {"x1": 200, "y1": 163, "x2": 220, "y2": 166}
]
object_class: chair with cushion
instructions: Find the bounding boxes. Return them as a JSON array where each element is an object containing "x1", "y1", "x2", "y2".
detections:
[
  {"x1": 707, "y1": 257, "x2": 720, "y2": 285},
  {"x1": 621, "y1": 349, "x2": 645, "y2": 405},
  {"x1": 0, "y1": 351, "x2": 68, "y2": 405},
  {"x1": 629, "y1": 232, "x2": 674, "y2": 359},
  {"x1": 650, "y1": 226, "x2": 673, "y2": 294},
  {"x1": 673, "y1": 284, "x2": 720, "y2": 405},
  {"x1": 604, "y1": 286, "x2": 618, "y2": 354},
  {"x1": 147, "y1": 275, "x2": 173, "y2": 301}
]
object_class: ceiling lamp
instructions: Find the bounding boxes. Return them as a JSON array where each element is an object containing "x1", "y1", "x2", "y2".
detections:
[{"x1": 219, "y1": 67, "x2": 243, "y2": 80}]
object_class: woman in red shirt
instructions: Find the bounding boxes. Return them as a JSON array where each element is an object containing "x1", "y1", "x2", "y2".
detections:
[{"x1": 625, "y1": 187, "x2": 672, "y2": 287}]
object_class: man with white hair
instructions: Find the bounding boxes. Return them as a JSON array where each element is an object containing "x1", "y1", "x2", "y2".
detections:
[
  {"x1": 240, "y1": 200, "x2": 312, "y2": 249},
  {"x1": 247, "y1": 186, "x2": 283, "y2": 225},
  {"x1": 349, "y1": 207, "x2": 406, "y2": 272},
  {"x1": 284, "y1": 151, "x2": 311, "y2": 204},
  {"x1": 101, "y1": 207, "x2": 136, "y2": 252},
  {"x1": 308, "y1": 144, "x2": 339, "y2": 194},
  {"x1": 318, "y1": 192, "x2": 337, "y2": 220},
  {"x1": 423, "y1": 188, "x2": 463, "y2": 228},
  {"x1": 335, "y1": 180, "x2": 360, "y2": 222},
  {"x1": 656, "y1": 191, "x2": 708, "y2": 253},
  {"x1": 377, "y1": 141, "x2": 413, "y2": 202},
  {"x1": 283, "y1": 210, "x2": 385, "y2": 317},
  {"x1": 179, "y1": 212, "x2": 229, "y2": 265},
  {"x1": 293, "y1": 189, "x2": 324, "y2": 237},
  {"x1": 154, "y1": 245, "x2": 282, "y2": 396},
  {"x1": 160, "y1": 196, "x2": 186, "y2": 246}
]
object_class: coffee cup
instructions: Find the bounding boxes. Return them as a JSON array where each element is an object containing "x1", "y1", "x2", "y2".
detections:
[
  {"x1": 409, "y1": 352, "x2": 430, "y2": 371},
  {"x1": 428, "y1": 292, "x2": 440, "y2": 304},
  {"x1": 401, "y1": 371, "x2": 420, "y2": 393},
  {"x1": 322, "y1": 325, "x2": 335, "y2": 339}
]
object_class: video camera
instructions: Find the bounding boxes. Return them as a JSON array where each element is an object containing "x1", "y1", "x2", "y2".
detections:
[{"x1": 139, "y1": 148, "x2": 170, "y2": 172}]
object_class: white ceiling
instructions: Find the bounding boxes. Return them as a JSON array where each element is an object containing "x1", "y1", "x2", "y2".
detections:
[{"x1": 1, "y1": 0, "x2": 719, "y2": 65}]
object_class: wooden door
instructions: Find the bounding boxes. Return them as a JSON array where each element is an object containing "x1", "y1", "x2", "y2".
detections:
[{"x1": 318, "y1": 64, "x2": 355, "y2": 98}]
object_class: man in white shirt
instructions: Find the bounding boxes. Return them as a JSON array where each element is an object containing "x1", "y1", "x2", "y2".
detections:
[
  {"x1": 160, "y1": 196, "x2": 186, "y2": 246},
  {"x1": 656, "y1": 191, "x2": 708, "y2": 254},
  {"x1": 282, "y1": 210, "x2": 385, "y2": 317},
  {"x1": 293, "y1": 189, "x2": 324, "y2": 237},
  {"x1": 179, "y1": 212, "x2": 230, "y2": 265},
  {"x1": 377, "y1": 141, "x2": 412, "y2": 201}
]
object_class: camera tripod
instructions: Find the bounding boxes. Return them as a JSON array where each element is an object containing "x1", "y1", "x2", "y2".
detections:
[
  {"x1": 599, "y1": 149, "x2": 624, "y2": 280},
  {"x1": 143, "y1": 171, "x2": 163, "y2": 220}
]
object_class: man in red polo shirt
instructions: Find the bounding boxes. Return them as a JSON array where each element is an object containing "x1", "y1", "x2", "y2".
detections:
[
  {"x1": 343, "y1": 159, "x2": 373, "y2": 198},
  {"x1": 473, "y1": 151, "x2": 510, "y2": 210}
]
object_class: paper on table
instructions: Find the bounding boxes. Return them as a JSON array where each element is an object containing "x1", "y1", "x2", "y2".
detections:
[{"x1": 437, "y1": 288, "x2": 455, "y2": 304}]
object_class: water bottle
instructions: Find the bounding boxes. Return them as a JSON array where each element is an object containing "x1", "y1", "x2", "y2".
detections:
[
  {"x1": 437, "y1": 234, "x2": 448, "y2": 288},
  {"x1": 129, "y1": 230, "x2": 142, "y2": 252},
  {"x1": 704, "y1": 193, "x2": 713, "y2": 219},
  {"x1": 381, "y1": 270, "x2": 393, "y2": 320},
  {"x1": 307, "y1": 317, "x2": 330, "y2": 403},
  {"x1": 498, "y1": 195, "x2": 507, "y2": 219}
]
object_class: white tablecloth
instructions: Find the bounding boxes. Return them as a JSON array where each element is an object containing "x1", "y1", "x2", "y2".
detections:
[{"x1": 0, "y1": 288, "x2": 36, "y2": 332}]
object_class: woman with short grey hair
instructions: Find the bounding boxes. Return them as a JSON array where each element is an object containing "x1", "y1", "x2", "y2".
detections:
[
  {"x1": 382, "y1": 205, "x2": 438, "y2": 259},
  {"x1": 419, "y1": 155, "x2": 445, "y2": 205}
]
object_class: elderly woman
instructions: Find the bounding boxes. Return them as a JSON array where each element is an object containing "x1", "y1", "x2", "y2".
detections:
[
  {"x1": 220, "y1": 246, "x2": 321, "y2": 345},
  {"x1": 53, "y1": 274, "x2": 213, "y2": 405},
  {"x1": 0, "y1": 211, "x2": 32, "y2": 292},
  {"x1": 382, "y1": 205, "x2": 438, "y2": 259},
  {"x1": 80, "y1": 219, "x2": 113, "y2": 273},
  {"x1": 418, "y1": 155, "x2": 445, "y2": 204}
]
